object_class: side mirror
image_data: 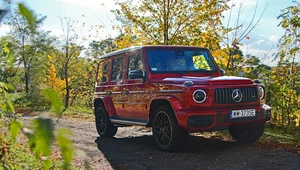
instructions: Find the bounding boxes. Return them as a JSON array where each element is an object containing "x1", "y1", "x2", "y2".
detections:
[
  {"x1": 220, "y1": 69, "x2": 225, "y2": 76},
  {"x1": 128, "y1": 70, "x2": 145, "y2": 80},
  {"x1": 253, "y1": 79, "x2": 262, "y2": 84}
]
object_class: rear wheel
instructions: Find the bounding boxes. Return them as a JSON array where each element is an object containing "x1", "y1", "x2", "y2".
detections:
[
  {"x1": 152, "y1": 106, "x2": 189, "y2": 152},
  {"x1": 95, "y1": 104, "x2": 117, "y2": 137},
  {"x1": 229, "y1": 123, "x2": 265, "y2": 144}
]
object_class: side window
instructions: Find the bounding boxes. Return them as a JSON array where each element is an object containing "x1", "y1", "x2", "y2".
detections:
[
  {"x1": 111, "y1": 57, "x2": 124, "y2": 81},
  {"x1": 98, "y1": 59, "x2": 110, "y2": 83},
  {"x1": 128, "y1": 54, "x2": 144, "y2": 78}
]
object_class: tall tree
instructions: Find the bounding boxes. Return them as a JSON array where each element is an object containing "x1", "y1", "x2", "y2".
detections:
[
  {"x1": 274, "y1": 1, "x2": 300, "y2": 127},
  {"x1": 86, "y1": 38, "x2": 116, "y2": 59},
  {"x1": 5, "y1": 10, "x2": 49, "y2": 93},
  {"x1": 58, "y1": 17, "x2": 84, "y2": 108},
  {"x1": 113, "y1": 0, "x2": 229, "y2": 46}
]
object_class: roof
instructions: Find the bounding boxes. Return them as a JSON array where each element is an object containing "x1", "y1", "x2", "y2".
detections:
[{"x1": 99, "y1": 45, "x2": 207, "y2": 59}]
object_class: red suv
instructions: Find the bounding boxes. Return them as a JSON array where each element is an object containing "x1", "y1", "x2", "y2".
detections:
[{"x1": 94, "y1": 46, "x2": 271, "y2": 151}]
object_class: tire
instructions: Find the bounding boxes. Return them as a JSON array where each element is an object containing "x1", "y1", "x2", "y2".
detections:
[
  {"x1": 152, "y1": 106, "x2": 189, "y2": 152},
  {"x1": 229, "y1": 123, "x2": 265, "y2": 144},
  {"x1": 95, "y1": 104, "x2": 118, "y2": 137}
]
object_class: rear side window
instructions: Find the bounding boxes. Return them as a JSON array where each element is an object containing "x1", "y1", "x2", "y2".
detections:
[
  {"x1": 128, "y1": 54, "x2": 144, "y2": 78},
  {"x1": 98, "y1": 59, "x2": 110, "y2": 83},
  {"x1": 111, "y1": 57, "x2": 124, "y2": 81}
]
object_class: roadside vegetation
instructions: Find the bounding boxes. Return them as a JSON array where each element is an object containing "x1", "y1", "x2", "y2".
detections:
[{"x1": 0, "y1": 0, "x2": 299, "y2": 169}]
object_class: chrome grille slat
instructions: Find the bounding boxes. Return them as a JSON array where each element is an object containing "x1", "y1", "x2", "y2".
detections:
[{"x1": 214, "y1": 87, "x2": 258, "y2": 104}]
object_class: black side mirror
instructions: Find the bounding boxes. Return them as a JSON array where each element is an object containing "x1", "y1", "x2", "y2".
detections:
[
  {"x1": 128, "y1": 70, "x2": 145, "y2": 80},
  {"x1": 253, "y1": 79, "x2": 262, "y2": 84},
  {"x1": 220, "y1": 69, "x2": 225, "y2": 76}
]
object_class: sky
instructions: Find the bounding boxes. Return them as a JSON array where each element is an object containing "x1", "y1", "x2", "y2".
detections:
[{"x1": 0, "y1": 0, "x2": 297, "y2": 65}]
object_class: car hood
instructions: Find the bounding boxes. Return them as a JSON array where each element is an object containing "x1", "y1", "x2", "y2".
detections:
[{"x1": 150, "y1": 76, "x2": 254, "y2": 85}]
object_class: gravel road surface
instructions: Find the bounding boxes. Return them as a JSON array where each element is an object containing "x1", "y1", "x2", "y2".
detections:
[{"x1": 22, "y1": 116, "x2": 300, "y2": 170}]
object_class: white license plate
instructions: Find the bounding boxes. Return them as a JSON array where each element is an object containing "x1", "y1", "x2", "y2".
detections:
[{"x1": 230, "y1": 109, "x2": 256, "y2": 119}]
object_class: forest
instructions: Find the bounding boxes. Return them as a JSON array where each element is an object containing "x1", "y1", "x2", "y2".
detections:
[{"x1": 0, "y1": 0, "x2": 299, "y2": 169}]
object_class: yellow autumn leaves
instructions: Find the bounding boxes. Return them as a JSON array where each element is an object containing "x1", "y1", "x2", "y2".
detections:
[{"x1": 46, "y1": 56, "x2": 65, "y2": 96}]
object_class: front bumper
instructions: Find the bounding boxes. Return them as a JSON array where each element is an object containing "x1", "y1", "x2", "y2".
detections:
[{"x1": 175, "y1": 104, "x2": 271, "y2": 133}]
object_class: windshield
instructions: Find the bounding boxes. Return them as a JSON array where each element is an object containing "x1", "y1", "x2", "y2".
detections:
[{"x1": 146, "y1": 49, "x2": 217, "y2": 73}]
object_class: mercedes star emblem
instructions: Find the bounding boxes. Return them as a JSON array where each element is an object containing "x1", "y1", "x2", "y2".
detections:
[{"x1": 232, "y1": 89, "x2": 243, "y2": 102}]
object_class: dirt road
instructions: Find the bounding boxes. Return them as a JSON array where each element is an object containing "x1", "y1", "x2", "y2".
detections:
[{"x1": 22, "y1": 116, "x2": 300, "y2": 170}]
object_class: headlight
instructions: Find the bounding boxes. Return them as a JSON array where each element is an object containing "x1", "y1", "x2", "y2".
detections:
[
  {"x1": 258, "y1": 86, "x2": 264, "y2": 99},
  {"x1": 193, "y1": 89, "x2": 206, "y2": 103}
]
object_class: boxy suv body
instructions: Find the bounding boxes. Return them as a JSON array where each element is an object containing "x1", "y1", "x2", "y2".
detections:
[{"x1": 94, "y1": 46, "x2": 271, "y2": 151}]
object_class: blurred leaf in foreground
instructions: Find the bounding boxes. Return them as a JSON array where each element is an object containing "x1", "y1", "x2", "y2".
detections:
[
  {"x1": 29, "y1": 117, "x2": 54, "y2": 169},
  {"x1": 43, "y1": 88, "x2": 64, "y2": 117},
  {"x1": 57, "y1": 129, "x2": 74, "y2": 169},
  {"x1": 18, "y1": 3, "x2": 36, "y2": 32},
  {"x1": 9, "y1": 119, "x2": 21, "y2": 141}
]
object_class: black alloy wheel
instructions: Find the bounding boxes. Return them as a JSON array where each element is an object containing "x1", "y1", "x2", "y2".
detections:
[
  {"x1": 153, "y1": 110, "x2": 172, "y2": 147},
  {"x1": 95, "y1": 104, "x2": 117, "y2": 137},
  {"x1": 152, "y1": 106, "x2": 189, "y2": 152}
]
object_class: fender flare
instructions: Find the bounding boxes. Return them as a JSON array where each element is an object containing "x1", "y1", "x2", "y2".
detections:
[
  {"x1": 94, "y1": 96, "x2": 117, "y2": 116},
  {"x1": 149, "y1": 95, "x2": 182, "y2": 113}
]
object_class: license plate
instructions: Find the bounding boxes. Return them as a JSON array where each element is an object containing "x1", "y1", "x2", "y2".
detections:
[{"x1": 230, "y1": 109, "x2": 255, "y2": 119}]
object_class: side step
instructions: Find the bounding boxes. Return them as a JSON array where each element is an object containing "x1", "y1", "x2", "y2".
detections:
[{"x1": 110, "y1": 116, "x2": 148, "y2": 126}]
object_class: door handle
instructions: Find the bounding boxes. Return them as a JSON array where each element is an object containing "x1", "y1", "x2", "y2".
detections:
[{"x1": 124, "y1": 90, "x2": 129, "y2": 95}]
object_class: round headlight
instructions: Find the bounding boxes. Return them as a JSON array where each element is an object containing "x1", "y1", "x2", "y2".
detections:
[
  {"x1": 258, "y1": 86, "x2": 264, "y2": 99},
  {"x1": 193, "y1": 89, "x2": 206, "y2": 103}
]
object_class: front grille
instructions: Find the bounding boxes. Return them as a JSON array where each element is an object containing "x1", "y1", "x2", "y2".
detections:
[{"x1": 214, "y1": 87, "x2": 258, "y2": 104}]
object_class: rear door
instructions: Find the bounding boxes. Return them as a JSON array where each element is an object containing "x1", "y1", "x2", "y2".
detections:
[{"x1": 110, "y1": 55, "x2": 125, "y2": 116}]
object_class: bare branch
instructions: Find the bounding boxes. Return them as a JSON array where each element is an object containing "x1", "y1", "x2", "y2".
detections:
[{"x1": 238, "y1": 1, "x2": 267, "y2": 42}]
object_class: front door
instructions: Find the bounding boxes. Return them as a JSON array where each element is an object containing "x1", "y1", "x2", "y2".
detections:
[{"x1": 123, "y1": 51, "x2": 148, "y2": 120}]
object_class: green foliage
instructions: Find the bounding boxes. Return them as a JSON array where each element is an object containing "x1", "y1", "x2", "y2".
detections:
[
  {"x1": 43, "y1": 88, "x2": 64, "y2": 116},
  {"x1": 18, "y1": 3, "x2": 36, "y2": 32},
  {"x1": 266, "y1": 1, "x2": 300, "y2": 128},
  {"x1": 0, "y1": 131, "x2": 45, "y2": 169},
  {"x1": 0, "y1": 82, "x2": 15, "y2": 117},
  {"x1": 30, "y1": 118, "x2": 54, "y2": 157},
  {"x1": 1, "y1": 84, "x2": 76, "y2": 169},
  {"x1": 9, "y1": 119, "x2": 21, "y2": 141},
  {"x1": 261, "y1": 124, "x2": 300, "y2": 144},
  {"x1": 0, "y1": 3, "x2": 77, "y2": 170},
  {"x1": 114, "y1": 0, "x2": 229, "y2": 46},
  {"x1": 57, "y1": 129, "x2": 74, "y2": 169}
]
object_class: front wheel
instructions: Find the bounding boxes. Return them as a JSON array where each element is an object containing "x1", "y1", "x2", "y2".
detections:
[
  {"x1": 229, "y1": 123, "x2": 265, "y2": 144},
  {"x1": 95, "y1": 104, "x2": 118, "y2": 137},
  {"x1": 152, "y1": 106, "x2": 189, "y2": 152}
]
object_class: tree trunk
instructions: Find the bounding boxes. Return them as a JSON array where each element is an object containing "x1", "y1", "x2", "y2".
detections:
[
  {"x1": 65, "y1": 65, "x2": 69, "y2": 108},
  {"x1": 22, "y1": 35, "x2": 29, "y2": 94},
  {"x1": 65, "y1": 43, "x2": 69, "y2": 108},
  {"x1": 24, "y1": 67, "x2": 29, "y2": 94},
  {"x1": 70, "y1": 95, "x2": 77, "y2": 107},
  {"x1": 163, "y1": 0, "x2": 169, "y2": 45}
]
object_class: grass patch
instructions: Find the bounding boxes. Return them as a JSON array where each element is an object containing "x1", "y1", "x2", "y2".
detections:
[
  {"x1": 62, "y1": 106, "x2": 94, "y2": 120},
  {"x1": 261, "y1": 124, "x2": 300, "y2": 144}
]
